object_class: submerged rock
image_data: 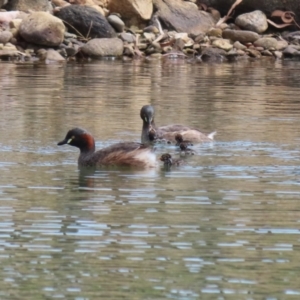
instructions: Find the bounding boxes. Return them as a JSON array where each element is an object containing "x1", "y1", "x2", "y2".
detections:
[
  {"x1": 235, "y1": 10, "x2": 268, "y2": 34},
  {"x1": 55, "y1": 5, "x2": 116, "y2": 39},
  {"x1": 201, "y1": 47, "x2": 227, "y2": 63},
  {"x1": 20, "y1": 12, "x2": 65, "y2": 46},
  {"x1": 153, "y1": 0, "x2": 215, "y2": 35},
  {"x1": 81, "y1": 38, "x2": 123, "y2": 57}
]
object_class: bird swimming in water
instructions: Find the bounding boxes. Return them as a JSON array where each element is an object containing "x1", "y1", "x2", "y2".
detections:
[
  {"x1": 58, "y1": 127, "x2": 156, "y2": 168},
  {"x1": 140, "y1": 105, "x2": 216, "y2": 145}
]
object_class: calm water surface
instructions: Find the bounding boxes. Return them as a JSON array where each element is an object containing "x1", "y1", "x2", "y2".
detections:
[{"x1": 1, "y1": 58, "x2": 300, "y2": 299}]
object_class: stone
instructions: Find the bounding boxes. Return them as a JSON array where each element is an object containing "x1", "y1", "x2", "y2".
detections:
[
  {"x1": 261, "y1": 50, "x2": 272, "y2": 56},
  {"x1": 9, "y1": 18, "x2": 22, "y2": 37},
  {"x1": 143, "y1": 25, "x2": 159, "y2": 33},
  {"x1": 119, "y1": 32, "x2": 135, "y2": 43},
  {"x1": 19, "y1": 12, "x2": 65, "y2": 46},
  {"x1": 55, "y1": 5, "x2": 116, "y2": 39},
  {"x1": 0, "y1": 49, "x2": 19, "y2": 58},
  {"x1": 274, "y1": 51, "x2": 282, "y2": 59},
  {"x1": 0, "y1": 31, "x2": 12, "y2": 44},
  {"x1": 282, "y1": 45, "x2": 300, "y2": 57},
  {"x1": 246, "y1": 48, "x2": 261, "y2": 58},
  {"x1": 143, "y1": 32, "x2": 155, "y2": 42},
  {"x1": 201, "y1": 47, "x2": 227, "y2": 63},
  {"x1": 212, "y1": 38, "x2": 232, "y2": 51},
  {"x1": 254, "y1": 37, "x2": 278, "y2": 50},
  {"x1": 276, "y1": 40, "x2": 288, "y2": 51},
  {"x1": 69, "y1": 0, "x2": 105, "y2": 16},
  {"x1": 198, "y1": 0, "x2": 300, "y2": 24},
  {"x1": 37, "y1": 48, "x2": 65, "y2": 61},
  {"x1": 0, "y1": 11, "x2": 22, "y2": 29},
  {"x1": 233, "y1": 41, "x2": 247, "y2": 50},
  {"x1": 235, "y1": 10, "x2": 268, "y2": 34},
  {"x1": 4, "y1": 0, "x2": 50, "y2": 12},
  {"x1": 107, "y1": 14, "x2": 125, "y2": 32},
  {"x1": 152, "y1": 0, "x2": 215, "y2": 36},
  {"x1": 108, "y1": 0, "x2": 153, "y2": 26},
  {"x1": 207, "y1": 28, "x2": 222, "y2": 38},
  {"x1": 222, "y1": 29, "x2": 260, "y2": 43},
  {"x1": 81, "y1": 38, "x2": 124, "y2": 57}
]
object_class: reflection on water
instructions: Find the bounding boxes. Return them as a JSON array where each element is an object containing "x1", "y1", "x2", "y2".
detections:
[{"x1": 1, "y1": 59, "x2": 300, "y2": 298}]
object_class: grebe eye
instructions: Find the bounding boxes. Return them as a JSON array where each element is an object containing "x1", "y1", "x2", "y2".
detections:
[{"x1": 67, "y1": 136, "x2": 75, "y2": 144}]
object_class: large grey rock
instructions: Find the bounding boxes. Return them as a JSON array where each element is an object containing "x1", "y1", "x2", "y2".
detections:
[
  {"x1": 20, "y1": 12, "x2": 65, "y2": 46},
  {"x1": 81, "y1": 38, "x2": 123, "y2": 57},
  {"x1": 200, "y1": 0, "x2": 300, "y2": 23},
  {"x1": 222, "y1": 29, "x2": 260, "y2": 43},
  {"x1": 55, "y1": 5, "x2": 116, "y2": 39},
  {"x1": 153, "y1": 0, "x2": 216, "y2": 35},
  {"x1": 235, "y1": 10, "x2": 268, "y2": 34},
  {"x1": 4, "y1": 0, "x2": 51, "y2": 12}
]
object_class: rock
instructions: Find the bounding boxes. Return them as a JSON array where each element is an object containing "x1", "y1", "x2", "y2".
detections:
[
  {"x1": 276, "y1": 40, "x2": 288, "y2": 51},
  {"x1": 9, "y1": 18, "x2": 22, "y2": 37},
  {"x1": 283, "y1": 45, "x2": 300, "y2": 57},
  {"x1": 234, "y1": 49, "x2": 245, "y2": 56},
  {"x1": 207, "y1": 28, "x2": 222, "y2": 38},
  {"x1": 199, "y1": 0, "x2": 300, "y2": 24},
  {"x1": 0, "y1": 11, "x2": 21, "y2": 29},
  {"x1": 81, "y1": 38, "x2": 123, "y2": 57},
  {"x1": 153, "y1": 0, "x2": 215, "y2": 36},
  {"x1": 143, "y1": 25, "x2": 159, "y2": 34},
  {"x1": 235, "y1": 10, "x2": 268, "y2": 34},
  {"x1": 194, "y1": 33, "x2": 205, "y2": 43},
  {"x1": 108, "y1": 0, "x2": 153, "y2": 26},
  {"x1": 201, "y1": 47, "x2": 227, "y2": 63},
  {"x1": 119, "y1": 32, "x2": 135, "y2": 43},
  {"x1": 246, "y1": 48, "x2": 261, "y2": 58},
  {"x1": 107, "y1": 14, "x2": 125, "y2": 32},
  {"x1": 143, "y1": 32, "x2": 155, "y2": 42},
  {"x1": 37, "y1": 48, "x2": 65, "y2": 61},
  {"x1": 4, "y1": 0, "x2": 51, "y2": 12},
  {"x1": 0, "y1": 31, "x2": 12, "y2": 44},
  {"x1": 212, "y1": 38, "x2": 232, "y2": 51},
  {"x1": 254, "y1": 37, "x2": 278, "y2": 50},
  {"x1": 19, "y1": 12, "x2": 65, "y2": 46},
  {"x1": 274, "y1": 51, "x2": 282, "y2": 59},
  {"x1": 55, "y1": 5, "x2": 116, "y2": 39},
  {"x1": 0, "y1": 49, "x2": 19, "y2": 58},
  {"x1": 282, "y1": 31, "x2": 300, "y2": 44},
  {"x1": 222, "y1": 29, "x2": 260, "y2": 43},
  {"x1": 69, "y1": 0, "x2": 105, "y2": 16},
  {"x1": 233, "y1": 41, "x2": 247, "y2": 50},
  {"x1": 261, "y1": 50, "x2": 273, "y2": 56}
]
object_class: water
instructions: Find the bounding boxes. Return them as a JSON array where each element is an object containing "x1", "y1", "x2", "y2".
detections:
[{"x1": 1, "y1": 58, "x2": 300, "y2": 299}]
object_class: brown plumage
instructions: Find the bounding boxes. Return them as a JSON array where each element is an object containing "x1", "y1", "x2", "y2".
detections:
[
  {"x1": 175, "y1": 133, "x2": 195, "y2": 155},
  {"x1": 140, "y1": 105, "x2": 216, "y2": 144},
  {"x1": 160, "y1": 153, "x2": 184, "y2": 167},
  {"x1": 58, "y1": 128, "x2": 156, "y2": 168}
]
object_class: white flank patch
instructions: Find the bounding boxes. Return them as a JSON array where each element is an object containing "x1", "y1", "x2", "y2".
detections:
[
  {"x1": 134, "y1": 150, "x2": 157, "y2": 168},
  {"x1": 208, "y1": 131, "x2": 217, "y2": 140}
]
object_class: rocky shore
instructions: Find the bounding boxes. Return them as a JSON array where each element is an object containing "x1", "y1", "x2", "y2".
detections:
[{"x1": 0, "y1": 0, "x2": 300, "y2": 63}]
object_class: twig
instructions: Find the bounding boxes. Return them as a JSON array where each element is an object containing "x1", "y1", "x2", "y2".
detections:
[{"x1": 216, "y1": 0, "x2": 243, "y2": 27}]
